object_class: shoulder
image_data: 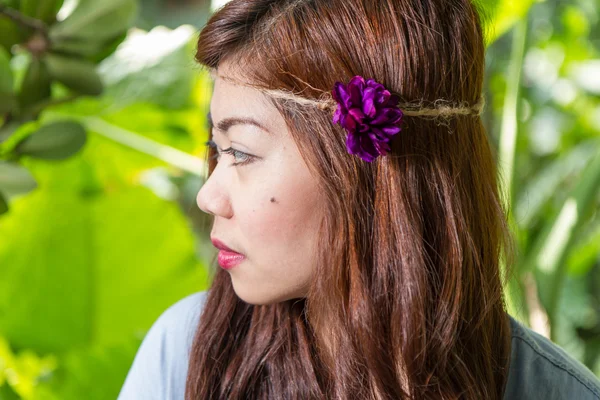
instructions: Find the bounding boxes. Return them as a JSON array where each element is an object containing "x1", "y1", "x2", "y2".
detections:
[
  {"x1": 117, "y1": 291, "x2": 209, "y2": 400},
  {"x1": 504, "y1": 315, "x2": 600, "y2": 400}
]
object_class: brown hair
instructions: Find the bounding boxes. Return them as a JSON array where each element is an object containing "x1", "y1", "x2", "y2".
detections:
[{"x1": 187, "y1": 0, "x2": 515, "y2": 398}]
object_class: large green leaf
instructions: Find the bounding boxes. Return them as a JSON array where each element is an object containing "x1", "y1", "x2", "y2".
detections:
[
  {"x1": 0, "y1": 0, "x2": 21, "y2": 8},
  {"x1": 0, "y1": 129, "x2": 209, "y2": 397},
  {"x1": 477, "y1": 0, "x2": 538, "y2": 45},
  {"x1": 0, "y1": 336, "x2": 58, "y2": 399},
  {"x1": 0, "y1": 48, "x2": 16, "y2": 114},
  {"x1": 0, "y1": 18, "x2": 23, "y2": 52},
  {"x1": 15, "y1": 120, "x2": 87, "y2": 160},
  {"x1": 49, "y1": 0, "x2": 138, "y2": 43},
  {"x1": 566, "y1": 220, "x2": 600, "y2": 276},
  {"x1": 17, "y1": 58, "x2": 51, "y2": 112},
  {"x1": 44, "y1": 53, "x2": 103, "y2": 96},
  {"x1": 50, "y1": 32, "x2": 124, "y2": 61},
  {"x1": 19, "y1": 0, "x2": 63, "y2": 24},
  {"x1": 0, "y1": 48, "x2": 13, "y2": 93},
  {"x1": 531, "y1": 152, "x2": 600, "y2": 332},
  {"x1": 514, "y1": 139, "x2": 600, "y2": 228},
  {"x1": 0, "y1": 191, "x2": 7, "y2": 215},
  {"x1": 0, "y1": 161, "x2": 37, "y2": 197},
  {"x1": 47, "y1": 340, "x2": 139, "y2": 400},
  {"x1": 97, "y1": 25, "x2": 197, "y2": 109}
]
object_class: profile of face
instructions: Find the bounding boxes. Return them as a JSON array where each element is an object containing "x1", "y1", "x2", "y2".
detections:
[{"x1": 196, "y1": 61, "x2": 325, "y2": 305}]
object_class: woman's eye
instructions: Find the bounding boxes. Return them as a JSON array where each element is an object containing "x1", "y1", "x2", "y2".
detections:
[{"x1": 205, "y1": 140, "x2": 254, "y2": 166}]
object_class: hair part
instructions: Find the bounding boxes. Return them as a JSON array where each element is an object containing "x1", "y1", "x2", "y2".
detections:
[{"x1": 187, "y1": 0, "x2": 516, "y2": 398}]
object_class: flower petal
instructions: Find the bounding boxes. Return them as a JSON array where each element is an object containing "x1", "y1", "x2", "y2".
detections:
[
  {"x1": 369, "y1": 127, "x2": 387, "y2": 141},
  {"x1": 348, "y1": 76, "x2": 365, "y2": 107},
  {"x1": 333, "y1": 82, "x2": 351, "y2": 109},
  {"x1": 358, "y1": 123, "x2": 370, "y2": 133},
  {"x1": 349, "y1": 75, "x2": 366, "y2": 88},
  {"x1": 381, "y1": 125, "x2": 402, "y2": 136},
  {"x1": 358, "y1": 134, "x2": 379, "y2": 162},
  {"x1": 385, "y1": 93, "x2": 401, "y2": 107},
  {"x1": 342, "y1": 113, "x2": 357, "y2": 131},
  {"x1": 373, "y1": 140, "x2": 391, "y2": 156},
  {"x1": 332, "y1": 105, "x2": 344, "y2": 124},
  {"x1": 362, "y1": 87, "x2": 376, "y2": 118},
  {"x1": 376, "y1": 89, "x2": 391, "y2": 105},
  {"x1": 334, "y1": 75, "x2": 402, "y2": 162},
  {"x1": 370, "y1": 110, "x2": 392, "y2": 125},
  {"x1": 346, "y1": 131, "x2": 362, "y2": 155},
  {"x1": 348, "y1": 107, "x2": 366, "y2": 123},
  {"x1": 371, "y1": 108, "x2": 403, "y2": 125}
]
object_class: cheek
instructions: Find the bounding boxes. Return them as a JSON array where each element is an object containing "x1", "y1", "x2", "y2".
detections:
[
  {"x1": 237, "y1": 177, "x2": 321, "y2": 260},
  {"x1": 241, "y1": 193, "x2": 308, "y2": 248}
]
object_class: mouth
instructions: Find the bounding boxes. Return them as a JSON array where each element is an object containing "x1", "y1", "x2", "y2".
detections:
[
  {"x1": 210, "y1": 237, "x2": 245, "y2": 270},
  {"x1": 210, "y1": 237, "x2": 241, "y2": 253}
]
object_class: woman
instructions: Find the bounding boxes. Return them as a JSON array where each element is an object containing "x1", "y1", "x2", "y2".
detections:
[{"x1": 118, "y1": 0, "x2": 600, "y2": 399}]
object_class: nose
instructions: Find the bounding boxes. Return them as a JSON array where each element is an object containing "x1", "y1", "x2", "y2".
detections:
[{"x1": 196, "y1": 167, "x2": 233, "y2": 218}]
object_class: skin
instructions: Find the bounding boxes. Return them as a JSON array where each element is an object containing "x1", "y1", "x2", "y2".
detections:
[{"x1": 195, "y1": 61, "x2": 325, "y2": 305}]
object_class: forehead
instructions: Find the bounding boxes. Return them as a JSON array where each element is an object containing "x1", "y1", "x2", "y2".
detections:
[{"x1": 209, "y1": 64, "x2": 277, "y2": 124}]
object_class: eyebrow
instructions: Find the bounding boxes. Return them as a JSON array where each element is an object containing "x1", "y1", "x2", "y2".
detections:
[{"x1": 207, "y1": 112, "x2": 272, "y2": 135}]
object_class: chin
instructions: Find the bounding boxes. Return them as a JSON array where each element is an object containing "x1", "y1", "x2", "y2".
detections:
[
  {"x1": 233, "y1": 289, "x2": 285, "y2": 305},
  {"x1": 231, "y1": 282, "x2": 306, "y2": 305}
]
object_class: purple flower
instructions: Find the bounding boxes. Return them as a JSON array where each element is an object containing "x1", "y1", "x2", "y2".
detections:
[{"x1": 332, "y1": 75, "x2": 403, "y2": 162}]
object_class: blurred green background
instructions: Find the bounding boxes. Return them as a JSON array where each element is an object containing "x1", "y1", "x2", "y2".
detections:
[{"x1": 0, "y1": 0, "x2": 599, "y2": 398}]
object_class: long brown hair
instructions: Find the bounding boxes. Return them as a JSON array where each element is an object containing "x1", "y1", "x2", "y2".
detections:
[{"x1": 187, "y1": 0, "x2": 516, "y2": 398}]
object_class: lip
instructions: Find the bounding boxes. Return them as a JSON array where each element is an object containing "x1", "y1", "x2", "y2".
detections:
[{"x1": 211, "y1": 237, "x2": 245, "y2": 270}]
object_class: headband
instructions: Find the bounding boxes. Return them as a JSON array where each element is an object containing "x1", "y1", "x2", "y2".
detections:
[{"x1": 211, "y1": 72, "x2": 485, "y2": 162}]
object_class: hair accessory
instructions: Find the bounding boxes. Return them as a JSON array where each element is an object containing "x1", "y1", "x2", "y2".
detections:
[
  {"x1": 332, "y1": 75, "x2": 403, "y2": 162},
  {"x1": 210, "y1": 70, "x2": 486, "y2": 163}
]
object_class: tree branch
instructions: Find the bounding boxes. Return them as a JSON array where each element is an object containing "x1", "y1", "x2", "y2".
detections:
[{"x1": 0, "y1": 4, "x2": 48, "y2": 34}]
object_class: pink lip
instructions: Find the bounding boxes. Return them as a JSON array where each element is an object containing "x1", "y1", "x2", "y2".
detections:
[
  {"x1": 211, "y1": 237, "x2": 245, "y2": 270},
  {"x1": 217, "y1": 249, "x2": 245, "y2": 270}
]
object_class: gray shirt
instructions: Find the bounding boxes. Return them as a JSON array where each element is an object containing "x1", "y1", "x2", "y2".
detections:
[{"x1": 117, "y1": 291, "x2": 600, "y2": 399}]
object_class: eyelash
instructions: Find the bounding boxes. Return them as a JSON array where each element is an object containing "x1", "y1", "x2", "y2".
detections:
[{"x1": 205, "y1": 140, "x2": 254, "y2": 167}]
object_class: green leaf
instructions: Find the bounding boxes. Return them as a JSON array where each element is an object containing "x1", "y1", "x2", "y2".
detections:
[
  {"x1": 0, "y1": 95, "x2": 16, "y2": 115},
  {"x1": 49, "y1": 0, "x2": 137, "y2": 43},
  {"x1": 0, "y1": 48, "x2": 16, "y2": 114},
  {"x1": 496, "y1": 17, "x2": 527, "y2": 216},
  {"x1": 562, "y1": 6, "x2": 590, "y2": 38},
  {"x1": 49, "y1": 32, "x2": 127, "y2": 61},
  {"x1": 17, "y1": 58, "x2": 51, "y2": 111},
  {"x1": 44, "y1": 53, "x2": 103, "y2": 96},
  {"x1": 98, "y1": 25, "x2": 197, "y2": 109},
  {"x1": 0, "y1": 160, "x2": 37, "y2": 197},
  {"x1": 0, "y1": 383, "x2": 21, "y2": 400},
  {"x1": 0, "y1": 18, "x2": 22, "y2": 52},
  {"x1": 515, "y1": 139, "x2": 600, "y2": 228},
  {"x1": 0, "y1": 120, "x2": 36, "y2": 152},
  {"x1": 49, "y1": 37, "x2": 106, "y2": 58},
  {"x1": 0, "y1": 336, "x2": 58, "y2": 399},
  {"x1": 0, "y1": 129, "x2": 208, "y2": 357},
  {"x1": 19, "y1": 0, "x2": 63, "y2": 24},
  {"x1": 0, "y1": 122, "x2": 18, "y2": 145},
  {"x1": 0, "y1": 95, "x2": 17, "y2": 115},
  {"x1": 478, "y1": 0, "x2": 538, "y2": 45},
  {"x1": 532, "y1": 152, "x2": 600, "y2": 329},
  {"x1": 567, "y1": 224, "x2": 600, "y2": 276},
  {"x1": 41, "y1": 340, "x2": 140, "y2": 399},
  {"x1": 0, "y1": 0, "x2": 21, "y2": 8},
  {"x1": 88, "y1": 31, "x2": 128, "y2": 64},
  {"x1": 0, "y1": 191, "x2": 7, "y2": 215},
  {"x1": 0, "y1": 48, "x2": 13, "y2": 94},
  {"x1": 15, "y1": 120, "x2": 86, "y2": 160}
]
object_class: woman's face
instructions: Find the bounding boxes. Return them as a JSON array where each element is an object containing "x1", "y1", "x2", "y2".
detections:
[{"x1": 196, "y1": 62, "x2": 325, "y2": 305}]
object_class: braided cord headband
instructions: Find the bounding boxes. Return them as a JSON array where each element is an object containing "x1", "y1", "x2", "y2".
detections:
[{"x1": 212, "y1": 72, "x2": 485, "y2": 162}]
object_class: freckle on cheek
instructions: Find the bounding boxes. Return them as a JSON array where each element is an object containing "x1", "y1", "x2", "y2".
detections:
[{"x1": 270, "y1": 197, "x2": 277, "y2": 203}]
